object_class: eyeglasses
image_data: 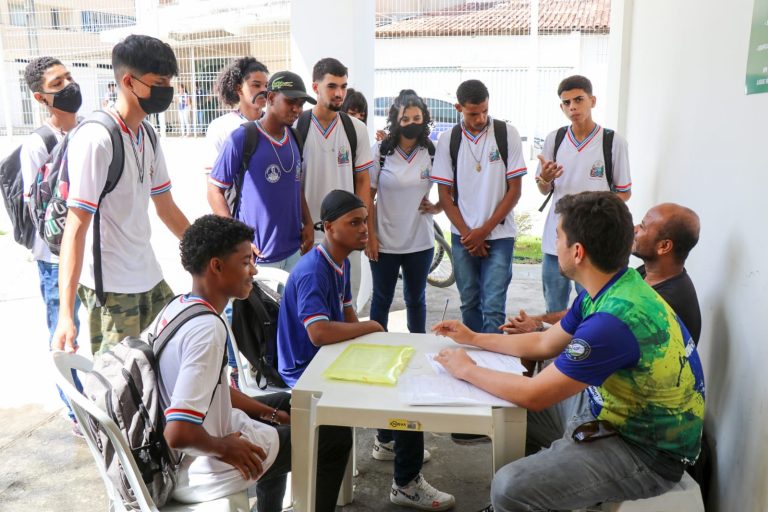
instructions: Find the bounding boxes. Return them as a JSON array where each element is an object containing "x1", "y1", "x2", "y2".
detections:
[{"x1": 571, "y1": 420, "x2": 618, "y2": 443}]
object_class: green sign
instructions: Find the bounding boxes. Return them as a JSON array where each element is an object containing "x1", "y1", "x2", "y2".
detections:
[{"x1": 746, "y1": 0, "x2": 768, "y2": 94}]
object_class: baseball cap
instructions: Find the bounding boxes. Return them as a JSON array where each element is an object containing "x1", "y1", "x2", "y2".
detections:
[{"x1": 267, "y1": 71, "x2": 316, "y2": 104}]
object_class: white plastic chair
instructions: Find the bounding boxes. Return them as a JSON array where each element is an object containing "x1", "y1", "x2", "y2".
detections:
[
  {"x1": 600, "y1": 472, "x2": 705, "y2": 511},
  {"x1": 51, "y1": 351, "x2": 249, "y2": 512}
]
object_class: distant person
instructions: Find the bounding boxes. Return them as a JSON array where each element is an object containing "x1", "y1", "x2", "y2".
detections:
[
  {"x1": 341, "y1": 87, "x2": 368, "y2": 123},
  {"x1": 177, "y1": 84, "x2": 191, "y2": 136},
  {"x1": 434, "y1": 192, "x2": 705, "y2": 512},
  {"x1": 367, "y1": 91, "x2": 453, "y2": 510},
  {"x1": 535, "y1": 75, "x2": 632, "y2": 314},
  {"x1": 21, "y1": 56, "x2": 84, "y2": 436},
  {"x1": 195, "y1": 84, "x2": 205, "y2": 133},
  {"x1": 102, "y1": 81, "x2": 117, "y2": 109},
  {"x1": 203, "y1": 57, "x2": 269, "y2": 174},
  {"x1": 52, "y1": 35, "x2": 190, "y2": 356}
]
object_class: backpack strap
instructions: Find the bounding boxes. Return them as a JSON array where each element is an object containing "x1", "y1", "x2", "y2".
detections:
[
  {"x1": 79, "y1": 110, "x2": 125, "y2": 306},
  {"x1": 448, "y1": 124, "x2": 462, "y2": 205},
  {"x1": 338, "y1": 112, "x2": 358, "y2": 169},
  {"x1": 33, "y1": 125, "x2": 58, "y2": 154},
  {"x1": 492, "y1": 119, "x2": 508, "y2": 169},
  {"x1": 296, "y1": 110, "x2": 312, "y2": 151},
  {"x1": 288, "y1": 125, "x2": 304, "y2": 157},
  {"x1": 378, "y1": 138, "x2": 392, "y2": 170},
  {"x1": 142, "y1": 119, "x2": 158, "y2": 152},
  {"x1": 232, "y1": 121, "x2": 260, "y2": 217},
  {"x1": 538, "y1": 126, "x2": 568, "y2": 213},
  {"x1": 602, "y1": 128, "x2": 615, "y2": 191}
]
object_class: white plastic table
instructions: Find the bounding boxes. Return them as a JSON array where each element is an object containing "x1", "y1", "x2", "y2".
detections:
[{"x1": 290, "y1": 332, "x2": 527, "y2": 512}]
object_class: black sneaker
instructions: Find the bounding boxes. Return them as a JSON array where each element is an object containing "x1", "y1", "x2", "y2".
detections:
[
  {"x1": 477, "y1": 505, "x2": 493, "y2": 512},
  {"x1": 451, "y1": 433, "x2": 491, "y2": 445}
]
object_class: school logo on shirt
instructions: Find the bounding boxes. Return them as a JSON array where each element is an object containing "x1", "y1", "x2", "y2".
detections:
[
  {"x1": 337, "y1": 147, "x2": 350, "y2": 166},
  {"x1": 565, "y1": 338, "x2": 592, "y2": 361},
  {"x1": 265, "y1": 164, "x2": 281, "y2": 183},
  {"x1": 488, "y1": 148, "x2": 501, "y2": 163},
  {"x1": 590, "y1": 161, "x2": 605, "y2": 178},
  {"x1": 420, "y1": 166, "x2": 430, "y2": 180}
]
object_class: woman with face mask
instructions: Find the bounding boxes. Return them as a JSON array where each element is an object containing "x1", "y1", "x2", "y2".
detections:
[{"x1": 365, "y1": 91, "x2": 455, "y2": 510}]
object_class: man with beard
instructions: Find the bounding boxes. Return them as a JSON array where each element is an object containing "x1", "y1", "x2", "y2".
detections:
[
  {"x1": 208, "y1": 71, "x2": 315, "y2": 271},
  {"x1": 276, "y1": 190, "x2": 383, "y2": 512},
  {"x1": 503, "y1": 202, "x2": 701, "y2": 345}
]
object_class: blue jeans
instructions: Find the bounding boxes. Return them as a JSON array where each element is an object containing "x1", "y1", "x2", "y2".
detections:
[
  {"x1": 369, "y1": 248, "x2": 432, "y2": 485},
  {"x1": 542, "y1": 253, "x2": 583, "y2": 313},
  {"x1": 451, "y1": 235, "x2": 515, "y2": 334},
  {"x1": 38, "y1": 261, "x2": 82, "y2": 421},
  {"x1": 491, "y1": 391, "x2": 677, "y2": 511},
  {"x1": 369, "y1": 248, "x2": 433, "y2": 333}
]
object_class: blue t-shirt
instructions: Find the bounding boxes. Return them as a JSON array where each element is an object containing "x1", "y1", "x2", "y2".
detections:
[
  {"x1": 276, "y1": 245, "x2": 353, "y2": 387},
  {"x1": 209, "y1": 122, "x2": 302, "y2": 263}
]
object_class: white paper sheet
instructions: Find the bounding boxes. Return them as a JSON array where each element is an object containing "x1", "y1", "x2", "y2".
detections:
[
  {"x1": 425, "y1": 350, "x2": 527, "y2": 376},
  {"x1": 399, "y1": 374, "x2": 515, "y2": 407}
]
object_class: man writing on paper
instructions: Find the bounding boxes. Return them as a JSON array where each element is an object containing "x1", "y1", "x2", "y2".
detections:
[{"x1": 432, "y1": 191, "x2": 705, "y2": 512}]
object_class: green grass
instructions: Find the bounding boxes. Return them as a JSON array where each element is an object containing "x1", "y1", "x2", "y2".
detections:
[{"x1": 514, "y1": 234, "x2": 543, "y2": 264}]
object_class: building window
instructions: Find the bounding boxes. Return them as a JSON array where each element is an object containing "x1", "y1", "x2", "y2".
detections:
[
  {"x1": 80, "y1": 10, "x2": 136, "y2": 33},
  {"x1": 9, "y1": 3, "x2": 28, "y2": 26},
  {"x1": 51, "y1": 9, "x2": 61, "y2": 29}
]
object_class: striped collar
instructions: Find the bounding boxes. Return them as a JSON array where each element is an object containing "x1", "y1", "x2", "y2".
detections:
[
  {"x1": 316, "y1": 244, "x2": 344, "y2": 276},
  {"x1": 108, "y1": 109, "x2": 144, "y2": 148},
  {"x1": 460, "y1": 119, "x2": 489, "y2": 144},
  {"x1": 567, "y1": 124, "x2": 601, "y2": 152},
  {"x1": 311, "y1": 112, "x2": 338, "y2": 139},
  {"x1": 395, "y1": 145, "x2": 420, "y2": 163},
  {"x1": 255, "y1": 120, "x2": 289, "y2": 146},
  {"x1": 180, "y1": 294, "x2": 217, "y2": 312}
]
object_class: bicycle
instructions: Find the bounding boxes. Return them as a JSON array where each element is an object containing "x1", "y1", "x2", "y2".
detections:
[{"x1": 428, "y1": 222, "x2": 455, "y2": 288}]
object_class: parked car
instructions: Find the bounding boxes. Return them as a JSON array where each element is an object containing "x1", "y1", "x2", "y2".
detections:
[{"x1": 373, "y1": 96, "x2": 460, "y2": 142}]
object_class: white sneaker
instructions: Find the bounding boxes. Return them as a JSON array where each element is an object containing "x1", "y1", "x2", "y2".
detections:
[
  {"x1": 372, "y1": 437, "x2": 431, "y2": 463},
  {"x1": 390, "y1": 474, "x2": 455, "y2": 510}
]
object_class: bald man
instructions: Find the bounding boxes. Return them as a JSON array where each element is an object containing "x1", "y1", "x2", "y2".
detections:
[{"x1": 504, "y1": 202, "x2": 702, "y2": 345}]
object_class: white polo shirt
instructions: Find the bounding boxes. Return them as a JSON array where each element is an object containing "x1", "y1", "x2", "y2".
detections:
[
  {"x1": 371, "y1": 142, "x2": 434, "y2": 254},
  {"x1": 66, "y1": 112, "x2": 169, "y2": 293},
  {"x1": 203, "y1": 110, "x2": 249, "y2": 174},
  {"x1": 300, "y1": 112, "x2": 373, "y2": 243},
  {"x1": 431, "y1": 119, "x2": 527, "y2": 240},
  {"x1": 153, "y1": 295, "x2": 279, "y2": 502},
  {"x1": 20, "y1": 127, "x2": 64, "y2": 263},
  {"x1": 536, "y1": 125, "x2": 631, "y2": 255}
]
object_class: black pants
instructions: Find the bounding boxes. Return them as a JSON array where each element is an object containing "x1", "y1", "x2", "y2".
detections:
[{"x1": 253, "y1": 392, "x2": 353, "y2": 512}]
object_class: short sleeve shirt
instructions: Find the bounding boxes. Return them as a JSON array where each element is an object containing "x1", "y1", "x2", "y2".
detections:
[
  {"x1": 66, "y1": 112, "x2": 169, "y2": 293},
  {"x1": 301, "y1": 112, "x2": 373, "y2": 243},
  {"x1": 203, "y1": 111, "x2": 249, "y2": 173},
  {"x1": 19, "y1": 127, "x2": 64, "y2": 262},
  {"x1": 370, "y1": 142, "x2": 434, "y2": 254},
  {"x1": 276, "y1": 245, "x2": 352, "y2": 387},
  {"x1": 537, "y1": 125, "x2": 631, "y2": 255},
  {"x1": 209, "y1": 122, "x2": 302, "y2": 263},
  {"x1": 431, "y1": 119, "x2": 527, "y2": 240}
]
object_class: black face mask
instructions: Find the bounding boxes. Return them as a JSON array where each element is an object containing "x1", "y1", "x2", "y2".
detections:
[
  {"x1": 43, "y1": 82, "x2": 82, "y2": 113},
  {"x1": 400, "y1": 122, "x2": 424, "y2": 140},
  {"x1": 130, "y1": 76, "x2": 174, "y2": 114}
]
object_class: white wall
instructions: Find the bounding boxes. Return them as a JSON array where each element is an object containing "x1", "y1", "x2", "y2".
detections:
[{"x1": 623, "y1": 1, "x2": 768, "y2": 510}]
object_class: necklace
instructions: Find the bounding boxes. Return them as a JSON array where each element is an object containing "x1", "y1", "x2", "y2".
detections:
[
  {"x1": 463, "y1": 122, "x2": 489, "y2": 172},
  {"x1": 114, "y1": 109, "x2": 146, "y2": 183},
  {"x1": 257, "y1": 120, "x2": 295, "y2": 173}
]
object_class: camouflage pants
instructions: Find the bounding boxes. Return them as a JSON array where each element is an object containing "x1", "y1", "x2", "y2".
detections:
[{"x1": 78, "y1": 280, "x2": 175, "y2": 355}]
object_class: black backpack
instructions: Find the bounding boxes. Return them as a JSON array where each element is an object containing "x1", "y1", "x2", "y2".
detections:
[
  {"x1": 84, "y1": 301, "x2": 225, "y2": 509},
  {"x1": 230, "y1": 281, "x2": 287, "y2": 389},
  {"x1": 28, "y1": 110, "x2": 157, "y2": 305},
  {"x1": 447, "y1": 118, "x2": 509, "y2": 205},
  {"x1": 537, "y1": 126, "x2": 615, "y2": 212},
  {"x1": 228, "y1": 121, "x2": 304, "y2": 216},
  {"x1": 0, "y1": 126, "x2": 57, "y2": 249},
  {"x1": 296, "y1": 110, "x2": 357, "y2": 166}
]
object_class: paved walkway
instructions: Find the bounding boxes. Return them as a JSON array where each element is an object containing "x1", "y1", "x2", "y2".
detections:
[{"x1": 0, "y1": 138, "x2": 549, "y2": 511}]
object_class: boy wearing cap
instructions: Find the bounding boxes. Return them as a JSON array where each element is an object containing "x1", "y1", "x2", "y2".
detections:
[
  {"x1": 277, "y1": 190, "x2": 454, "y2": 511},
  {"x1": 208, "y1": 71, "x2": 315, "y2": 270}
]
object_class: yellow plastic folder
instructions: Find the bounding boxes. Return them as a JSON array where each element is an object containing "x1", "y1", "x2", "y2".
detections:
[{"x1": 322, "y1": 344, "x2": 415, "y2": 385}]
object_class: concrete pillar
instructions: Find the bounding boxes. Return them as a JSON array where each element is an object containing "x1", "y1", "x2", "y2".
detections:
[{"x1": 290, "y1": 0, "x2": 376, "y2": 140}]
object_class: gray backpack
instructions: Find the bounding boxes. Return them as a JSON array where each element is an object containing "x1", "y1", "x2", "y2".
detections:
[{"x1": 83, "y1": 302, "x2": 225, "y2": 509}]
